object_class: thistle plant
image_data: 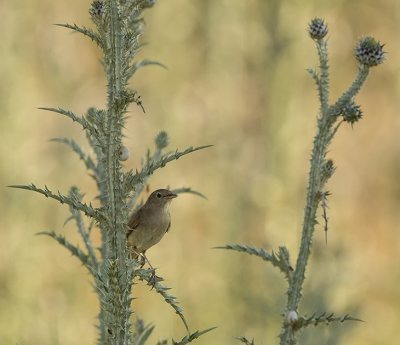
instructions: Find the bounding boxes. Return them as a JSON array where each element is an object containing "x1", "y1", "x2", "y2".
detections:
[
  {"x1": 10, "y1": 1, "x2": 214, "y2": 344},
  {"x1": 218, "y1": 18, "x2": 386, "y2": 345}
]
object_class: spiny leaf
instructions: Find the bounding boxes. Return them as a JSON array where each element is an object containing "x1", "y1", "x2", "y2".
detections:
[
  {"x1": 128, "y1": 59, "x2": 167, "y2": 80},
  {"x1": 234, "y1": 336, "x2": 255, "y2": 345},
  {"x1": 215, "y1": 244, "x2": 293, "y2": 278},
  {"x1": 39, "y1": 107, "x2": 102, "y2": 141},
  {"x1": 172, "y1": 327, "x2": 217, "y2": 345},
  {"x1": 124, "y1": 1, "x2": 156, "y2": 19},
  {"x1": 171, "y1": 187, "x2": 208, "y2": 200},
  {"x1": 37, "y1": 230, "x2": 89, "y2": 266},
  {"x1": 9, "y1": 184, "x2": 104, "y2": 222},
  {"x1": 125, "y1": 145, "x2": 213, "y2": 194},
  {"x1": 133, "y1": 323, "x2": 155, "y2": 345},
  {"x1": 135, "y1": 268, "x2": 190, "y2": 334},
  {"x1": 306, "y1": 68, "x2": 325, "y2": 107},
  {"x1": 296, "y1": 311, "x2": 363, "y2": 330},
  {"x1": 215, "y1": 244, "x2": 276, "y2": 263},
  {"x1": 306, "y1": 68, "x2": 319, "y2": 84},
  {"x1": 50, "y1": 137, "x2": 100, "y2": 181},
  {"x1": 67, "y1": 187, "x2": 99, "y2": 269},
  {"x1": 55, "y1": 23, "x2": 103, "y2": 48}
]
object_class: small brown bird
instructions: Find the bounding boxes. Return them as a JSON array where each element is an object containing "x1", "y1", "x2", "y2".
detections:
[{"x1": 127, "y1": 189, "x2": 177, "y2": 267}]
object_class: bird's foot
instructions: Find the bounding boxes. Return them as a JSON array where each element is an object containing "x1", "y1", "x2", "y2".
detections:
[
  {"x1": 149, "y1": 269, "x2": 163, "y2": 289},
  {"x1": 139, "y1": 255, "x2": 146, "y2": 268}
]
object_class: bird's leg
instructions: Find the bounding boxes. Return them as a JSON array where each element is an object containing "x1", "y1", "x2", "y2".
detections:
[
  {"x1": 137, "y1": 253, "x2": 146, "y2": 268},
  {"x1": 132, "y1": 248, "x2": 162, "y2": 287},
  {"x1": 131, "y1": 248, "x2": 146, "y2": 267},
  {"x1": 140, "y1": 252, "x2": 163, "y2": 288},
  {"x1": 139, "y1": 251, "x2": 154, "y2": 270}
]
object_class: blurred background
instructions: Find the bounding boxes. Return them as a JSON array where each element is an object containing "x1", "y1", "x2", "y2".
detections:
[{"x1": 0, "y1": 0, "x2": 399, "y2": 344}]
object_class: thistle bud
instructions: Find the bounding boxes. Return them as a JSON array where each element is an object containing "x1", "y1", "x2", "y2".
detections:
[
  {"x1": 155, "y1": 131, "x2": 170, "y2": 150},
  {"x1": 355, "y1": 36, "x2": 386, "y2": 67},
  {"x1": 89, "y1": 1, "x2": 105, "y2": 17},
  {"x1": 321, "y1": 159, "x2": 336, "y2": 184},
  {"x1": 342, "y1": 104, "x2": 362, "y2": 125},
  {"x1": 308, "y1": 18, "x2": 328, "y2": 40}
]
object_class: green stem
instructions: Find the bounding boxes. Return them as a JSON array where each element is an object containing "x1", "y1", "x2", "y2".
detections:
[
  {"x1": 279, "y1": 121, "x2": 333, "y2": 345},
  {"x1": 103, "y1": 2, "x2": 131, "y2": 344},
  {"x1": 107, "y1": 1, "x2": 122, "y2": 261},
  {"x1": 291, "y1": 121, "x2": 331, "y2": 309},
  {"x1": 329, "y1": 64, "x2": 370, "y2": 116},
  {"x1": 280, "y1": 41, "x2": 372, "y2": 345},
  {"x1": 316, "y1": 39, "x2": 329, "y2": 114}
]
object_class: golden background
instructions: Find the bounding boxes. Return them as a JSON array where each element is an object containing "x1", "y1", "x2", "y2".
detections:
[{"x1": 1, "y1": 0, "x2": 399, "y2": 344}]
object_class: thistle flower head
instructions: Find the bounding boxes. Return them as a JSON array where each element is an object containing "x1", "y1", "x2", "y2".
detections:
[
  {"x1": 308, "y1": 18, "x2": 328, "y2": 40},
  {"x1": 155, "y1": 131, "x2": 170, "y2": 150},
  {"x1": 342, "y1": 104, "x2": 363, "y2": 125},
  {"x1": 89, "y1": 1, "x2": 105, "y2": 17},
  {"x1": 321, "y1": 159, "x2": 336, "y2": 179},
  {"x1": 355, "y1": 36, "x2": 386, "y2": 67}
]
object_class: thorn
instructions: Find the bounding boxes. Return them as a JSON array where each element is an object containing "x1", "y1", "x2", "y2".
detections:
[{"x1": 320, "y1": 191, "x2": 330, "y2": 244}]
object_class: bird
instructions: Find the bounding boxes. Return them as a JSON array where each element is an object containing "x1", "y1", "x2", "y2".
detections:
[{"x1": 127, "y1": 189, "x2": 178, "y2": 268}]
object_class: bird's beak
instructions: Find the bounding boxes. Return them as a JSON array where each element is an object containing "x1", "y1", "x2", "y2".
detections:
[{"x1": 165, "y1": 193, "x2": 178, "y2": 199}]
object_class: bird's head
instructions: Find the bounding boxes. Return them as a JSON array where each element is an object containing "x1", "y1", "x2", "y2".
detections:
[{"x1": 147, "y1": 189, "x2": 178, "y2": 208}]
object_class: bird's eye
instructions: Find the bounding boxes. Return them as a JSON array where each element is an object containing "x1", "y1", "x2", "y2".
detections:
[{"x1": 156, "y1": 192, "x2": 162, "y2": 198}]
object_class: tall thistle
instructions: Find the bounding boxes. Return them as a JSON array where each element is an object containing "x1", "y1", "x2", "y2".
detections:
[
  {"x1": 10, "y1": 1, "x2": 214, "y2": 344},
  {"x1": 218, "y1": 18, "x2": 386, "y2": 345}
]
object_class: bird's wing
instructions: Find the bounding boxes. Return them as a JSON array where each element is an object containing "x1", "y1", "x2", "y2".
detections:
[
  {"x1": 127, "y1": 207, "x2": 142, "y2": 237},
  {"x1": 166, "y1": 220, "x2": 171, "y2": 233}
]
